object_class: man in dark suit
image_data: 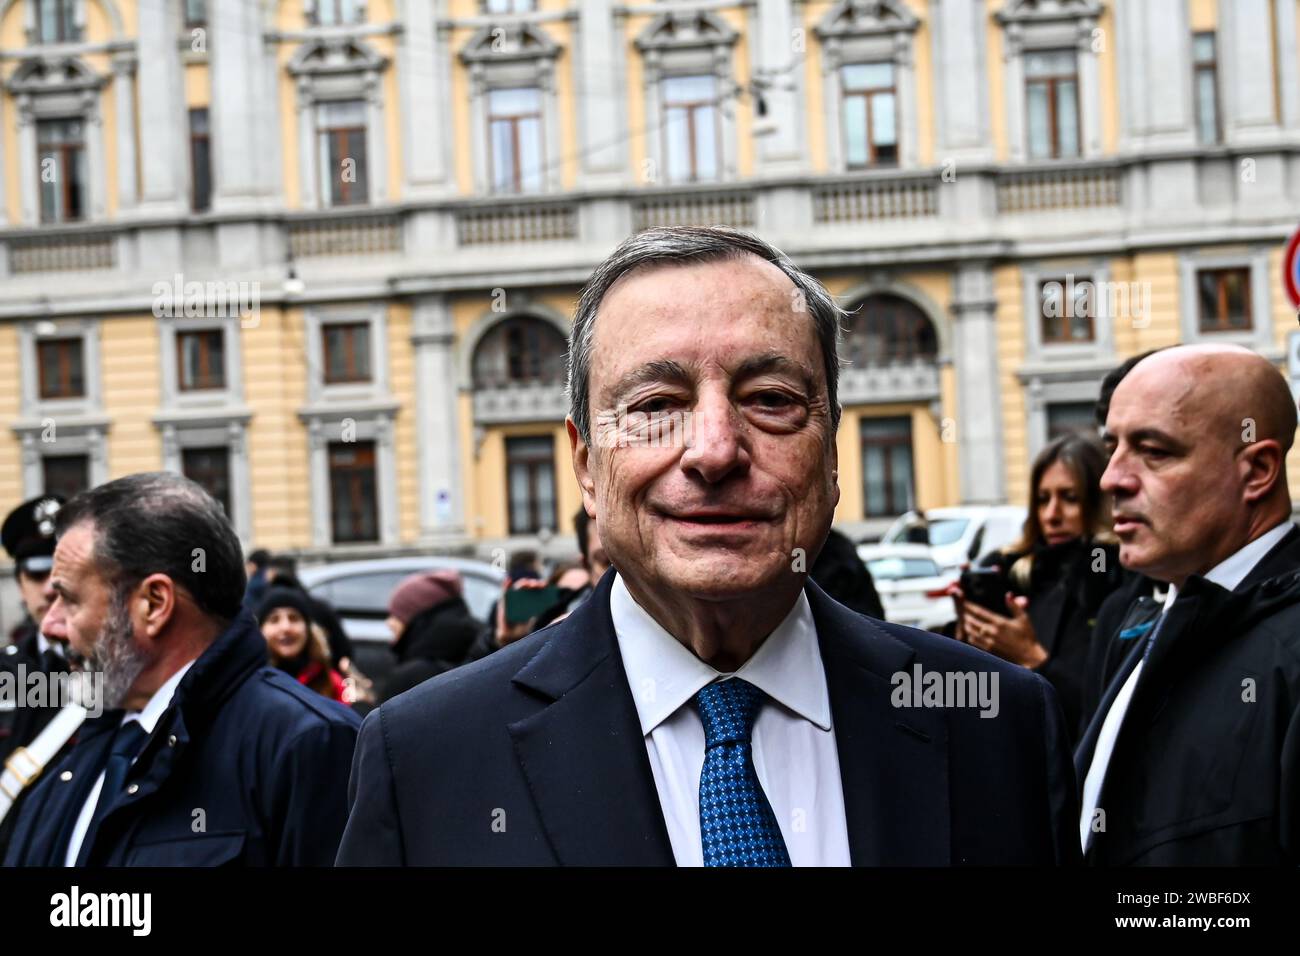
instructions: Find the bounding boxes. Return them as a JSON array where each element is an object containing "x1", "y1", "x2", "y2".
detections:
[
  {"x1": 4, "y1": 473, "x2": 359, "y2": 866},
  {"x1": 338, "y1": 226, "x2": 1079, "y2": 866},
  {"x1": 1076, "y1": 345, "x2": 1300, "y2": 864}
]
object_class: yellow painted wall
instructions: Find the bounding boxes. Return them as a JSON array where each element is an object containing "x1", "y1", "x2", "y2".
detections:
[
  {"x1": 184, "y1": 63, "x2": 209, "y2": 109},
  {"x1": 386, "y1": 302, "x2": 420, "y2": 542},
  {"x1": 835, "y1": 403, "x2": 947, "y2": 522},
  {"x1": 801, "y1": 2, "x2": 829, "y2": 174},
  {"x1": 100, "y1": 317, "x2": 161, "y2": 476},
  {"x1": 994, "y1": 264, "x2": 1028, "y2": 505},
  {"x1": 985, "y1": 2, "x2": 1008, "y2": 161},
  {"x1": 1189, "y1": 0, "x2": 1218, "y2": 33},
  {"x1": 242, "y1": 306, "x2": 311, "y2": 549},
  {"x1": 1098, "y1": 1, "x2": 1119, "y2": 155},
  {"x1": 904, "y1": 0, "x2": 935, "y2": 165},
  {"x1": 0, "y1": 325, "x2": 22, "y2": 508},
  {"x1": 473, "y1": 423, "x2": 579, "y2": 540}
]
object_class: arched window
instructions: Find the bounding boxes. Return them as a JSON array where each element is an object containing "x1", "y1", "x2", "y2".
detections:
[
  {"x1": 472, "y1": 316, "x2": 568, "y2": 389},
  {"x1": 843, "y1": 293, "x2": 937, "y2": 365}
]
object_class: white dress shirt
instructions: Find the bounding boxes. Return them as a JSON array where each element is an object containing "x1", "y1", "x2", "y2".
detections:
[
  {"x1": 611, "y1": 573, "x2": 852, "y2": 866},
  {"x1": 64, "y1": 660, "x2": 195, "y2": 867},
  {"x1": 1078, "y1": 521, "x2": 1292, "y2": 851}
]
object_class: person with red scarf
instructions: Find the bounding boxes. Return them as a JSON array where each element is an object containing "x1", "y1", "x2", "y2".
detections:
[{"x1": 257, "y1": 586, "x2": 347, "y2": 704}]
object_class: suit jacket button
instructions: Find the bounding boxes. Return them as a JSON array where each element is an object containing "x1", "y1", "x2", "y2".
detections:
[
  {"x1": 167, "y1": 735, "x2": 177, "y2": 747},
  {"x1": 127, "y1": 783, "x2": 139, "y2": 795},
  {"x1": 59, "y1": 770, "x2": 72, "y2": 781}
]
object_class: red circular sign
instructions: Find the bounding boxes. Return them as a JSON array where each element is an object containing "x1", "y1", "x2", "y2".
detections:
[{"x1": 1284, "y1": 226, "x2": 1300, "y2": 310}]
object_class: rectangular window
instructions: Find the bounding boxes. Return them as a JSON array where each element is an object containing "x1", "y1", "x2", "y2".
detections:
[
  {"x1": 1193, "y1": 32, "x2": 1220, "y2": 146},
  {"x1": 189, "y1": 108, "x2": 212, "y2": 212},
  {"x1": 36, "y1": 337, "x2": 85, "y2": 399},
  {"x1": 37, "y1": 118, "x2": 86, "y2": 223},
  {"x1": 662, "y1": 75, "x2": 720, "y2": 184},
  {"x1": 1196, "y1": 267, "x2": 1252, "y2": 332},
  {"x1": 861, "y1": 417, "x2": 913, "y2": 518},
  {"x1": 1025, "y1": 49, "x2": 1079, "y2": 160},
  {"x1": 329, "y1": 440, "x2": 379, "y2": 543},
  {"x1": 1038, "y1": 277, "x2": 1096, "y2": 344},
  {"x1": 37, "y1": 0, "x2": 78, "y2": 43},
  {"x1": 322, "y1": 321, "x2": 372, "y2": 384},
  {"x1": 42, "y1": 454, "x2": 89, "y2": 500},
  {"x1": 488, "y1": 87, "x2": 544, "y2": 193},
  {"x1": 1046, "y1": 402, "x2": 1098, "y2": 441},
  {"x1": 182, "y1": 446, "x2": 231, "y2": 516},
  {"x1": 176, "y1": 329, "x2": 226, "y2": 391},
  {"x1": 841, "y1": 63, "x2": 898, "y2": 167},
  {"x1": 317, "y1": 100, "x2": 368, "y2": 207},
  {"x1": 184, "y1": 0, "x2": 207, "y2": 28},
  {"x1": 312, "y1": 0, "x2": 364, "y2": 26},
  {"x1": 506, "y1": 436, "x2": 557, "y2": 535}
]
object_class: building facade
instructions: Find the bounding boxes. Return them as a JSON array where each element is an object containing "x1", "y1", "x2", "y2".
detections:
[{"x1": 0, "y1": 0, "x2": 1298, "y2": 566}]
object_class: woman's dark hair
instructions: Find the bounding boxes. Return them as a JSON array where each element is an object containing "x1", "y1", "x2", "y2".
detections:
[
  {"x1": 1006, "y1": 435, "x2": 1112, "y2": 584},
  {"x1": 55, "y1": 472, "x2": 247, "y2": 626}
]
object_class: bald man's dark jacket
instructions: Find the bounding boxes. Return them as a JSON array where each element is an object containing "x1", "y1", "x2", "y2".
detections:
[
  {"x1": 337, "y1": 569, "x2": 1079, "y2": 866},
  {"x1": 1075, "y1": 524, "x2": 1300, "y2": 865}
]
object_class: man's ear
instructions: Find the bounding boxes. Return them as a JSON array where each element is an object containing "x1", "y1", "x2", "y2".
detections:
[
  {"x1": 567, "y1": 417, "x2": 598, "y2": 515},
  {"x1": 1241, "y1": 439, "x2": 1284, "y2": 504},
  {"x1": 133, "y1": 573, "x2": 178, "y2": 639}
]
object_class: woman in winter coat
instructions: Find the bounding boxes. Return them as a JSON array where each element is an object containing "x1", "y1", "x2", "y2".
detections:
[
  {"x1": 954, "y1": 433, "x2": 1126, "y2": 740},
  {"x1": 257, "y1": 586, "x2": 348, "y2": 704}
]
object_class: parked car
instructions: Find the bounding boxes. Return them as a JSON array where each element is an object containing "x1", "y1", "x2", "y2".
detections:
[
  {"x1": 296, "y1": 556, "x2": 504, "y2": 685},
  {"x1": 856, "y1": 543, "x2": 956, "y2": 633},
  {"x1": 879, "y1": 505, "x2": 1027, "y2": 575}
]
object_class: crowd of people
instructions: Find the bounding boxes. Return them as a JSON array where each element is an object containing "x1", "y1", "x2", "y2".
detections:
[{"x1": 1, "y1": 226, "x2": 1298, "y2": 868}]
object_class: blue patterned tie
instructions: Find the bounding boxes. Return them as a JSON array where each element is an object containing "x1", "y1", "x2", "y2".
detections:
[{"x1": 694, "y1": 678, "x2": 791, "y2": 867}]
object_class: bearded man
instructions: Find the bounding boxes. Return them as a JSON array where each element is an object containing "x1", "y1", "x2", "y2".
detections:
[{"x1": 3, "y1": 472, "x2": 359, "y2": 867}]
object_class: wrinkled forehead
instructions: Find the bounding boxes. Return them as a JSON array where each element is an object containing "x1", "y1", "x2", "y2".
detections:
[{"x1": 590, "y1": 254, "x2": 817, "y2": 380}]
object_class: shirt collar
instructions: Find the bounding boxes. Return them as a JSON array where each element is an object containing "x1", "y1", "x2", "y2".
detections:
[
  {"x1": 124, "y1": 659, "x2": 196, "y2": 735},
  {"x1": 610, "y1": 572, "x2": 831, "y2": 736},
  {"x1": 36, "y1": 631, "x2": 64, "y2": 659},
  {"x1": 1163, "y1": 520, "x2": 1293, "y2": 609}
]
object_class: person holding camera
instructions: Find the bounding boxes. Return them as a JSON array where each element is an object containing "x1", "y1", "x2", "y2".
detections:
[{"x1": 954, "y1": 434, "x2": 1124, "y2": 739}]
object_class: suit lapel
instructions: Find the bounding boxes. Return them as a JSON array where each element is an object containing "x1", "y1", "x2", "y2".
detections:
[
  {"x1": 808, "y1": 583, "x2": 951, "y2": 865},
  {"x1": 507, "y1": 572, "x2": 674, "y2": 866}
]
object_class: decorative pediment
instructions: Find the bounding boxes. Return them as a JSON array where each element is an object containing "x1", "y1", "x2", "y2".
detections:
[
  {"x1": 815, "y1": 1, "x2": 920, "y2": 40},
  {"x1": 287, "y1": 37, "x2": 388, "y2": 77},
  {"x1": 634, "y1": 11, "x2": 738, "y2": 53},
  {"x1": 460, "y1": 22, "x2": 561, "y2": 63},
  {"x1": 5, "y1": 56, "x2": 105, "y2": 95},
  {"x1": 996, "y1": 0, "x2": 1105, "y2": 25}
]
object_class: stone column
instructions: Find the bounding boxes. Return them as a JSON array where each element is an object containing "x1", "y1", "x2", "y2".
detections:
[
  {"x1": 950, "y1": 263, "x2": 1006, "y2": 505},
  {"x1": 412, "y1": 294, "x2": 468, "y2": 546}
]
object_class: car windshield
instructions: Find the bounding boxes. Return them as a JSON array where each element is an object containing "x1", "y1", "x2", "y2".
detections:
[
  {"x1": 885, "y1": 517, "x2": 969, "y2": 547},
  {"x1": 867, "y1": 557, "x2": 941, "y2": 580},
  {"x1": 310, "y1": 568, "x2": 499, "y2": 623}
]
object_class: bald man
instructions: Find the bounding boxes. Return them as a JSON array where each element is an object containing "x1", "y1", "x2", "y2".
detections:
[{"x1": 1077, "y1": 344, "x2": 1300, "y2": 865}]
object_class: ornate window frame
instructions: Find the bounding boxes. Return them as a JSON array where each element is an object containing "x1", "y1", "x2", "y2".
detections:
[
  {"x1": 459, "y1": 22, "x2": 563, "y2": 195},
  {"x1": 995, "y1": 0, "x2": 1104, "y2": 163},
  {"x1": 1177, "y1": 246, "x2": 1273, "y2": 354},
  {"x1": 815, "y1": 0, "x2": 921, "y2": 171},
  {"x1": 158, "y1": 314, "x2": 246, "y2": 411},
  {"x1": 156, "y1": 414, "x2": 254, "y2": 543},
  {"x1": 635, "y1": 10, "x2": 739, "y2": 184},
  {"x1": 1019, "y1": 258, "x2": 1116, "y2": 365},
  {"x1": 461, "y1": 302, "x2": 571, "y2": 426},
  {"x1": 299, "y1": 406, "x2": 400, "y2": 548},
  {"x1": 287, "y1": 37, "x2": 389, "y2": 209},
  {"x1": 5, "y1": 56, "x2": 108, "y2": 224},
  {"x1": 14, "y1": 317, "x2": 108, "y2": 496}
]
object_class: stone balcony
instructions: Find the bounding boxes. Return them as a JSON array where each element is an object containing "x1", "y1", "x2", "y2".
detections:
[{"x1": 0, "y1": 145, "x2": 1296, "y2": 306}]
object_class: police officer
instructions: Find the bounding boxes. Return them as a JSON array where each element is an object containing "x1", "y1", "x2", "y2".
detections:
[{"x1": 1, "y1": 494, "x2": 70, "y2": 853}]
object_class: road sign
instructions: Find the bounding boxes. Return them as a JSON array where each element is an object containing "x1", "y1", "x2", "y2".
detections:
[{"x1": 1283, "y1": 225, "x2": 1300, "y2": 310}]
